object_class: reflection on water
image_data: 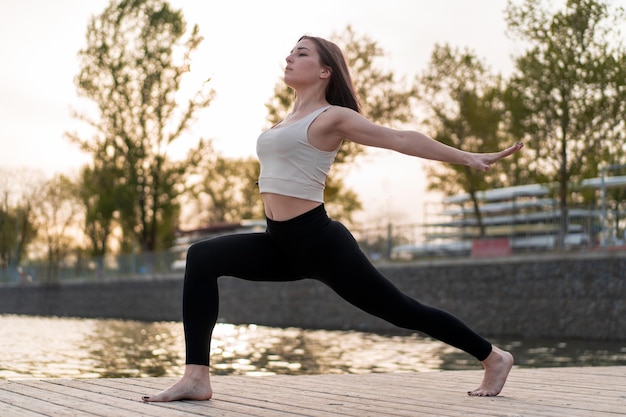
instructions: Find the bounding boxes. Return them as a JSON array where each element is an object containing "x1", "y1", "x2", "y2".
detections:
[{"x1": 1, "y1": 314, "x2": 625, "y2": 380}]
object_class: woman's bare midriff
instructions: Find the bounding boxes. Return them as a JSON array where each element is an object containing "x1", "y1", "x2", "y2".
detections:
[{"x1": 261, "y1": 193, "x2": 322, "y2": 221}]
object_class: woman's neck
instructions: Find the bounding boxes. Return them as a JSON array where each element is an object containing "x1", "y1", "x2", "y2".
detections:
[{"x1": 290, "y1": 87, "x2": 328, "y2": 115}]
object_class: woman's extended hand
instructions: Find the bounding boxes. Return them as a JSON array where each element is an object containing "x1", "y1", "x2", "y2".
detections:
[{"x1": 466, "y1": 142, "x2": 524, "y2": 172}]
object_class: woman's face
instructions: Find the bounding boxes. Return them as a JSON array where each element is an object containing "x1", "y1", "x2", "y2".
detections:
[{"x1": 283, "y1": 39, "x2": 329, "y2": 88}]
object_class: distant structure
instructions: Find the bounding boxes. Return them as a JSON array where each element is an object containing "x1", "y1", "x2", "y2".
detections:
[
  {"x1": 169, "y1": 220, "x2": 266, "y2": 270},
  {"x1": 392, "y1": 175, "x2": 626, "y2": 259}
]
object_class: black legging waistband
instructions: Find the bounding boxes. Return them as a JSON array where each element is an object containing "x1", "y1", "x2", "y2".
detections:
[{"x1": 265, "y1": 204, "x2": 330, "y2": 235}]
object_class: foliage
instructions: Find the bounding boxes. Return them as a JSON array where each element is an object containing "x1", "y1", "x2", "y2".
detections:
[
  {"x1": 418, "y1": 44, "x2": 524, "y2": 236},
  {"x1": 77, "y1": 161, "x2": 117, "y2": 257},
  {"x1": 68, "y1": 0, "x2": 215, "y2": 253},
  {"x1": 0, "y1": 208, "x2": 19, "y2": 269},
  {"x1": 185, "y1": 142, "x2": 264, "y2": 226},
  {"x1": 0, "y1": 168, "x2": 40, "y2": 269},
  {"x1": 30, "y1": 175, "x2": 83, "y2": 283},
  {"x1": 504, "y1": 0, "x2": 626, "y2": 244}
]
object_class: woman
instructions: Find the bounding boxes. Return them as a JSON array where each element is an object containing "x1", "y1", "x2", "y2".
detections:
[{"x1": 143, "y1": 35, "x2": 520, "y2": 402}]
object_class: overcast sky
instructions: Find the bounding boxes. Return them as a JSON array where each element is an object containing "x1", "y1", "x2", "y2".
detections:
[{"x1": 0, "y1": 0, "x2": 533, "y2": 224}]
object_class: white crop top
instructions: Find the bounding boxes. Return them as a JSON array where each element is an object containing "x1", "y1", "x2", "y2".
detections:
[{"x1": 256, "y1": 105, "x2": 337, "y2": 203}]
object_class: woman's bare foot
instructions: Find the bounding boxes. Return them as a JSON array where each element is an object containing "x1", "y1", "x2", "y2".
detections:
[
  {"x1": 468, "y1": 345, "x2": 514, "y2": 397},
  {"x1": 142, "y1": 364, "x2": 213, "y2": 402}
]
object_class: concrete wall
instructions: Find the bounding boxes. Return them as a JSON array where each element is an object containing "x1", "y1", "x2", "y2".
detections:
[{"x1": 1, "y1": 251, "x2": 624, "y2": 340}]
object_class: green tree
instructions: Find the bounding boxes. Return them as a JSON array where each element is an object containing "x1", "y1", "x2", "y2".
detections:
[
  {"x1": 504, "y1": 0, "x2": 626, "y2": 246},
  {"x1": 68, "y1": 0, "x2": 215, "y2": 253},
  {"x1": 418, "y1": 44, "x2": 524, "y2": 237},
  {"x1": 31, "y1": 175, "x2": 83, "y2": 284},
  {"x1": 0, "y1": 207, "x2": 18, "y2": 269},
  {"x1": 0, "y1": 205, "x2": 32, "y2": 270},
  {"x1": 265, "y1": 25, "x2": 417, "y2": 222},
  {"x1": 186, "y1": 142, "x2": 264, "y2": 225},
  {"x1": 0, "y1": 168, "x2": 39, "y2": 270},
  {"x1": 77, "y1": 161, "x2": 118, "y2": 257}
]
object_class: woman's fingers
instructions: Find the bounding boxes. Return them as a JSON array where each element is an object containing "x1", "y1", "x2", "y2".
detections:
[
  {"x1": 489, "y1": 142, "x2": 524, "y2": 164},
  {"x1": 500, "y1": 142, "x2": 524, "y2": 158}
]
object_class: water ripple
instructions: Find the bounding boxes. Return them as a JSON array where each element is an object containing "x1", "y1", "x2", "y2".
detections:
[{"x1": 1, "y1": 315, "x2": 625, "y2": 380}]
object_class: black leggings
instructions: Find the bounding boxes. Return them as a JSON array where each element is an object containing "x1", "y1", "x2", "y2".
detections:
[{"x1": 182, "y1": 204, "x2": 492, "y2": 365}]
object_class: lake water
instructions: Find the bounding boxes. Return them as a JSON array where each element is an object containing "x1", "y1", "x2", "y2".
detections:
[{"x1": 1, "y1": 314, "x2": 625, "y2": 380}]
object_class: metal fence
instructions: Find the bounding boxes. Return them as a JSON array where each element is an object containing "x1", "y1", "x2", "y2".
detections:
[
  {"x1": 2, "y1": 203, "x2": 624, "y2": 285},
  {"x1": 0, "y1": 250, "x2": 184, "y2": 285}
]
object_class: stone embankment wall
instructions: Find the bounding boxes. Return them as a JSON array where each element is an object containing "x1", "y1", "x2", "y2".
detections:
[{"x1": 1, "y1": 251, "x2": 624, "y2": 340}]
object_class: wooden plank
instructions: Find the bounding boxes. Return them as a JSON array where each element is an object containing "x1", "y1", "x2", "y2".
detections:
[
  {"x1": 241, "y1": 369, "x2": 626, "y2": 417},
  {"x1": 389, "y1": 368, "x2": 626, "y2": 416},
  {"x1": 216, "y1": 379, "x2": 427, "y2": 417},
  {"x1": 136, "y1": 377, "x2": 352, "y2": 417},
  {"x1": 22, "y1": 379, "x2": 213, "y2": 417},
  {"x1": 0, "y1": 367, "x2": 625, "y2": 417},
  {"x1": 252, "y1": 373, "x2": 531, "y2": 417},
  {"x1": 0, "y1": 387, "x2": 50, "y2": 417},
  {"x1": 225, "y1": 374, "x2": 461, "y2": 417},
  {"x1": 1, "y1": 380, "x2": 143, "y2": 417},
  {"x1": 82, "y1": 377, "x2": 309, "y2": 417},
  {"x1": 0, "y1": 381, "x2": 103, "y2": 417}
]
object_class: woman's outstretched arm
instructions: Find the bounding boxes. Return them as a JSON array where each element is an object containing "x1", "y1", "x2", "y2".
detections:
[{"x1": 328, "y1": 106, "x2": 523, "y2": 170}]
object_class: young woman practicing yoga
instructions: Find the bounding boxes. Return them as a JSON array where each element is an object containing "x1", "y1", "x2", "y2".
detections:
[{"x1": 142, "y1": 35, "x2": 520, "y2": 402}]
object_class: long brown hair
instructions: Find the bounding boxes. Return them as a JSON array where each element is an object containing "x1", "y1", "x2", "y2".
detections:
[{"x1": 299, "y1": 35, "x2": 361, "y2": 114}]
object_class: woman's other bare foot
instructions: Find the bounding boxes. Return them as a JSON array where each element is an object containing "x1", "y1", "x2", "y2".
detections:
[
  {"x1": 468, "y1": 345, "x2": 514, "y2": 397},
  {"x1": 142, "y1": 364, "x2": 212, "y2": 402}
]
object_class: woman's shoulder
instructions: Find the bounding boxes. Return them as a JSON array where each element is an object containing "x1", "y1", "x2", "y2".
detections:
[
  {"x1": 324, "y1": 105, "x2": 368, "y2": 129},
  {"x1": 323, "y1": 104, "x2": 361, "y2": 121},
  {"x1": 315, "y1": 105, "x2": 351, "y2": 128},
  {"x1": 309, "y1": 105, "x2": 367, "y2": 144}
]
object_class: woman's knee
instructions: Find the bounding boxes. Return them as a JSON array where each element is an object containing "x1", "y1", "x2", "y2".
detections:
[
  {"x1": 186, "y1": 238, "x2": 222, "y2": 268},
  {"x1": 186, "y1": 240, "x2": 206, "y2": 262}
]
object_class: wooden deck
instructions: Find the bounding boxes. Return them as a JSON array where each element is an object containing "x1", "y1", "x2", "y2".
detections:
[{"x1": 1, "y1": 366, "x2": 624, "y2": 416}]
